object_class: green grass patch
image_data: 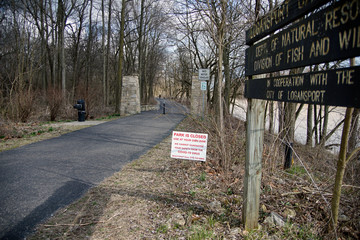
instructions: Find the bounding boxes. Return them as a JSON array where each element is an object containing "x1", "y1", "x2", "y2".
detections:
[
  {"x1": 245, "y1": 222, "x2": 321, "y2": 240},
  {"x1": 188, "y1": 225, "x2": 214, "y2": 240},
  {"x1": 42, "y1": 120, "x2": 72, "y2": 125},
  {"x1": 95, "y1": 113, "x2": 122, "y2": 121},
  {"x1": 206, "y1": 215, "x2": 216, "y2": 228},
  {"x1": 226, "y1": 187, "x2": 234, "y2": 195},
  {"x1": 281, "y1": 222, "x2": 321, "y2": 239},
  {"x1": 286, "y1": 165, "x2": 306, "y2": 176},
  {"x1": 189, "y1": 190, "x2": 196, "y2": 197},
  {"x1": 156, "y1": 224, "x2": 168, "y2": 233},
  {"x1": 198, "y1": 172, "x2": 206, "y2": 182}
]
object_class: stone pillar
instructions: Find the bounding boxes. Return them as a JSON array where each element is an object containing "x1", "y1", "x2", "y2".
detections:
[
  {"x1": 121, "y1": 75, "x2": 141, "y2": 115},
  {"x1": 191, "y1": 74, "x2": 207, "y2": 117}
]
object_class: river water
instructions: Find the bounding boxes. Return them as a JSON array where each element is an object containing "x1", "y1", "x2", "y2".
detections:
[{"x1": 232, "y1": 99, "x2": 355, "y2": 154}]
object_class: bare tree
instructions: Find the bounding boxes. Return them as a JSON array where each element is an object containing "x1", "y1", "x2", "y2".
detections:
[
  {"x1": 115, "y1": 0, "x2": 126, "y2": 114},
  {"x1": 177, "y1": 0, "x2": 228, "y2": 130},
  {"x1": 306, "y1": 104, "x2": 313, "y2": 146},
  {"x1": 85, "y1": 0, "x2": 93, "y2": 96},
  {"x1": 101, "y1": 0, "x2": 106, "y2": 105},
  {"x1": 105, "y1": 0, "x2": 112, "y2": 105},
  {"x1": 56, "y1": 0, "x2": 76, "y2": 95},
  {"x1": 68, "y1": 0, "x2": 87, "y2": 98},
  {"x1": 348, "y1": 108, "x2": 359, "y2": 153},
  {"x1": 137, "y1": 0, "x2": 146, "y2": 103}
]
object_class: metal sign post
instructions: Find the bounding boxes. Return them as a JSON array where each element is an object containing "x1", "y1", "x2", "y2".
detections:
[{"x1": 201, "y1": 81, "x2": 207, "y2": 119}]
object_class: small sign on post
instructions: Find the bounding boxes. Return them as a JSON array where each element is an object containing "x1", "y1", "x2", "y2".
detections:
[
  {"x1": 171, "y1": 131, "x2": 208, "y2": 161},
  {"x1": 198, "y1": 69, "x2": 210, "y2": 81},
  {"x1": 201, "y1": 81, "x2": 207, "y2": 91}
]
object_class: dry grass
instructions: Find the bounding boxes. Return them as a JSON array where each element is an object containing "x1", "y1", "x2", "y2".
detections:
[
  {"x1": 28, "y1": 117, "x2": 246, "y2": 239},
  {"x1": 0, "y1": 122, "x2": 89, "y2": 152},
  {"x1": 7, "y1": 116, "x2": 359, "y2": 239}
]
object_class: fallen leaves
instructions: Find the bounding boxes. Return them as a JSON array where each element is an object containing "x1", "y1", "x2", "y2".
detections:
[{"x1": 26, "y1": 116, "x2": 360, "y2": 240}]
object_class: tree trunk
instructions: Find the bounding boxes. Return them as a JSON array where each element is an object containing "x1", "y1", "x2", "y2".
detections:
[
  {"x1": 306, "y1": 104, "x2": 313, "y2": 146},
  {"x1": 314, "y1": 105, "x2": 319, "y2": 145},
  {"x1": 102, "y1": 0, "x2": 106, "y2": 105},
  {"x1": 281, "y1": 68, "x2": 303, "y2": 143},
  {"x1": 320, "y1": 105, "x2": 329, "y2": 147},
  {"x1": 39, "y1": 0, "x2": 47, "y2": 90},
  {"x1": 86, "y1": 0, "x2": 93, "y2": 96},
  {"x1": 216, "y1": 0, "x2": 227, "y2": 135},
  {"x1": 217, "y1": 42, "x2": 224, "y2": 132},
  {"x1": 61, "y1": 25, "x2": 65, "y2": 96},
  {"x1": 330, "y1": 58, "x2": 357, "y2": 231},
  {"x1": 269, "y1": 101, "x2": 274, "y2": 134},
  {"x1": 115, "y1": 0, "x2": 126, "y2": 114},
  {"x1": 283, "y1": 102, "x2": 296, "y2": 142},
  {"x1": 348, "y1": 58, "x2": 359, "y2": 153},
  {"x1": 71, "y1": 1, "x2": 86, "y2": 99},
  {"x1": 57, "y1": 0, "x2": 65, "y2": 94},
  {"x1": 348, "y1": 108, "x2": 359, "y2": 153},
  {"x1": 138, "y1": 0, "x2": 145, "y2": 103},
  {"x1": 330, "y1": 107, "x2": 353, "y2": 230},
  {"x1": 223, "y1": 41, "x2": 230, "y2": 115},
  {"x1": 278, "y1": 102, "x2": 284, "y2": 134},
  {"x1": 212, "y1": 68, "x2": 218, "y2": 111},
  {"x1": 106, "y1": 0, "x2": 112, "y2": 105},
  {"x1": 50, "y1": 0, "x2": 57, "y2": 87}
]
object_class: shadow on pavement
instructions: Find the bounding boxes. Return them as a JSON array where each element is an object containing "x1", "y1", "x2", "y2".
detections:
[{"x1": 1, "y1": 180, "x2": 92, "y2": 240}]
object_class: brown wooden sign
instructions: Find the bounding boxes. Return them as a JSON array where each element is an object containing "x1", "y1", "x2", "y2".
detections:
[
  {"x1": 243, "y1": 0, "x2": 360, "y2": 231},
  {"x1": 245, "y1": 66, "x2": 360, "y2": 108},
  {"x1": 246, "y1": 0, "x2": 329, "y2": 45},
  {"x1": 245, "y1": 0, "x2": 360, "y2": 76}
]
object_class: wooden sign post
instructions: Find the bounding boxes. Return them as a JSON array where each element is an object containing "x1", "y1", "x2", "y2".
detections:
[
  {"x1": 243, "y1": 0, "x2": 360, "y2": 230},
  {"x1": 243, "y1": 83, "x2": 266, "y2": 230}
]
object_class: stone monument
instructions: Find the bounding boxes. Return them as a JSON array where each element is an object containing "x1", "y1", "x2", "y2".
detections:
[{"x1": 121, "y1": 75, "x2": 141, "y2": 115}]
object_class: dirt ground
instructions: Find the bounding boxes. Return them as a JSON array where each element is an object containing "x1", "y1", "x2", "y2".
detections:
[{"x1": 2, "y1": 117, "x2": 359, "y2": 239}]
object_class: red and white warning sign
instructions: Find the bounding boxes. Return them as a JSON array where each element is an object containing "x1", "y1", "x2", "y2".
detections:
[{"x1": 171, "y1": 131, "x2": 208, "y2": 161}]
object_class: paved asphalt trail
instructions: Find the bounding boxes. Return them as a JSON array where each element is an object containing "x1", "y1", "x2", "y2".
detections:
[{"x1": 0, "y1": 99, "x2": 187, "y2": 240}]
